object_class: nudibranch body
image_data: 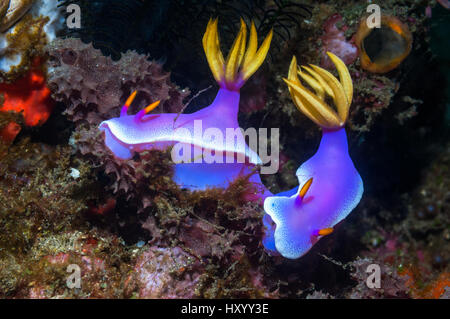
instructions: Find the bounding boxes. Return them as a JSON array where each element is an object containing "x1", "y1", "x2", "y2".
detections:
[
  {"x1": 263, "y1": 53, "x2": 363, "y2": 259},
  {"x1": 99, "y1": 19, "x2": 273, "y2": 192}
]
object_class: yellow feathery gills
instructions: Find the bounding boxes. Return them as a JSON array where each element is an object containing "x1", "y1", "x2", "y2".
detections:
[
  {"x1": 202, "y1": 18, "x2": 273, "y2": 90},
  {"x1": 284, "y1": 52, "x2": 353, "y2": 129}
]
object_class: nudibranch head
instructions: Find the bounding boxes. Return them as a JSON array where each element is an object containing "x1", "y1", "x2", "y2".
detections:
[
  {"x1": 283, "y1": 52, "x2": 353, "y2": 130},
  {"x1": 263, "y1": 53, "x2": 363, "y2": 259},
  {"x1": 203, "y1": 18, "x2": 273, "y2": 91},
  {"x1": 99, "y1": 91, "x2": 166, "y2": 159}
]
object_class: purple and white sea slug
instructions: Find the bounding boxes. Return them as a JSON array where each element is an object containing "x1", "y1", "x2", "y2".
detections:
[
  {"x1": 263, "y1": 52, "x2": 364, "y2": 259},
  {"x1": 99, "y1": 19, "x2": 273, "y2": 192}
]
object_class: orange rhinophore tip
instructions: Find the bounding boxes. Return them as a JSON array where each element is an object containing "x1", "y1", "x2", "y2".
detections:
[
  {"x1": 144, "y1": 100, "x2": 161, "y2": 114},
  {"x1": 299, "y1": 177, "x2": 313, "y2": 198},
  {"x1": 125, "y1": 90, "x2": 138, "y2": 108},
  {"x1": 318, "y1": 228, "x2": 334, "y2": 236}
]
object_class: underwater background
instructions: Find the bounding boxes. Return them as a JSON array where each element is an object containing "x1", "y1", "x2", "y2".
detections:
[{"x1": 0, "y1": 0, "x2": 449, "y2": 298}]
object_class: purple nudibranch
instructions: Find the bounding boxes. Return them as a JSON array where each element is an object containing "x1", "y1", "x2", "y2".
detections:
[
  {"x1": 98, "y1": 17, "x2": 364, "y2": 260},
  {"x1": 262, "y1": 53, "x2": 364, "y2": 259},
  {"x1": 99, "y1": 18, "x2": 273, "y2": 193},
  {"x1": 99, "y1": 88, "x2": 266, "y2": 191}
]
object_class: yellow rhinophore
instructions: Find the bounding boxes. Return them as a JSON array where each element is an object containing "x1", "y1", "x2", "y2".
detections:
[
  {"x1": 202, "y1": 18, "x2": 273, "y2": 90},
  {"x1": 283, "y1": 52, "x2": 353, "y2": 129}
]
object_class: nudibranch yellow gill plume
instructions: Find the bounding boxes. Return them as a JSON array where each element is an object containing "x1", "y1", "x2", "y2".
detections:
[
  {"x1": 263, "y1": 52, "x2": 363, "y2": 259},
  {"x1": 99, "y1": 18, "x2": 273, "y2": 192},
  {"x1": 203, "y1": 18, "x2": 273, "y2": 91}
]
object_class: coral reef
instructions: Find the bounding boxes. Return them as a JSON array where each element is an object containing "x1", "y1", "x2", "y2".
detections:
[
  {"x1": 42, "y1": 36, "x2": 274, "y2": 298},
  {"x1": 0, "y1": 0, "x2": 63, "y2": 81},
  {"x1": 319, "y1": 13, "x2": 358, "y2": 69},
  {"x1": 46, "y1": 37, "x2": 189, "y2": 206},
  {"x1": 0, "y1": 57, "x2": 54, "y2": 126},
  {"x1": 126, "y1": 246, "x2": 201, "y2": 298},
  {"x1": 0, "y1": 120, "x2": 20, "y2": 144},
  {"x1": 0, "y1": 1, "x2": 61, "y2": 135},
  {"x1": 347, "y1": 257, "x2": 410, "y2": 298},
  {"x1": 47, "y1": 38, "x2": 189, "y2": 125},
  {"x1": 0, "y1": 109, "x2": 22, "y2": 155},
  {"x1": 0, "y1": 133, "x2": 275, "y2": 298},
  {"x1": 0, "y1": 0, "x2": 447, "y2": 300},
  {"x1": 0, "y1": 139, "x2": 95, "y2": 297},
  {"x1": 351, "y1": 142, "x2": 450, "y2": 299}
]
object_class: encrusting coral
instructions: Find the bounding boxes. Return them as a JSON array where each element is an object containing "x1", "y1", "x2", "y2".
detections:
[
  {"x1": 0, "y1": 57, "x2": 54, "y2": 126},
  {"x1": 46, "y1": 38, "x2": 189, "y2": 201},
  {"x1": 0, "y1": 109, "x2": 22, "y2": 155},
  {"x1": 47, "y1": 38, "x2": 189, "y2": 125},
  {"x1": 0, "y1": 134, "x2": 273, "y2": 298},
  {"x1": 0, "y1": 0, "x2": 63, "y2": 81},
  {"x1": 0, "y1": 1, "x2": 62, "y2": 138}
]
